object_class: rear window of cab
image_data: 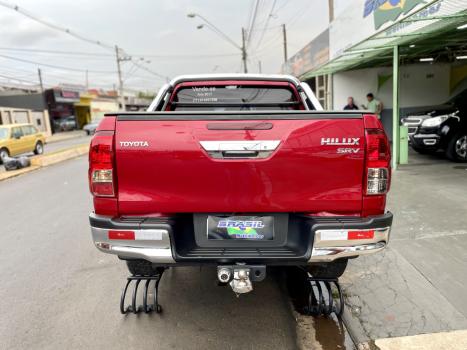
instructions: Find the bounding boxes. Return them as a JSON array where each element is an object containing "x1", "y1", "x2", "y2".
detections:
[{"x1": 169, "y1": 85, "x2": 302, "y2": 111}]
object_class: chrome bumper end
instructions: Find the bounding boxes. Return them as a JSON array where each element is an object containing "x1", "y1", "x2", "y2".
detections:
[
  {"x1": 308, "y1": 227, "x2": 390, "y2": 262},
  {"x1": 91, "y1": 226, "x2": 175, "y2": 264}
]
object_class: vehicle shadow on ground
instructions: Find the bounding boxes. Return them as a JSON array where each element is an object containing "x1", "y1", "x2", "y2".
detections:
[
  {"x1": 83, "y1": 265, "x2": 299, "y2": 350},
  {"x1": 116, "y1": 266, "x2": 354, "y2": 350}
]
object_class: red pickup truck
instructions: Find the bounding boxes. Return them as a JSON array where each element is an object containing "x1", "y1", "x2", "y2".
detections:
[{"x1": 89, "y1": 74, "x2": 392, "y2": 297}]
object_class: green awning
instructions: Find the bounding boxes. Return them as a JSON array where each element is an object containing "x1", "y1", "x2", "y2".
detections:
[{"x1": 302, "y1": 0, "x2": 467, "y2": 79}]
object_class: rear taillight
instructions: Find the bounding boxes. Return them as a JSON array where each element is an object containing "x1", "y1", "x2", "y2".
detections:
[
  {"x1": 365, "y1": 129, "x2": 391, "y2": 195},
  {"x1": 89, "y1": 131, "x2": 115, "y2": 197}
]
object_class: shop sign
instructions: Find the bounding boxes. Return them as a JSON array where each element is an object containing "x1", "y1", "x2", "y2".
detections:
[
  {"x1": 54, "y1": 89, "x2": 80, "y2": 103},
  {"x1": 364, "y1": 0, "x2": 425, "y2": 29},
  {"x1": 282, "y1": 29, "x2": 329, "y2": 77}
]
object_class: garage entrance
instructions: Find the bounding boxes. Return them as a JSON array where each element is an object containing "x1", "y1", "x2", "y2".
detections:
[{"x1": 302, "y1": 0, "x2": 467, "y2": 168}]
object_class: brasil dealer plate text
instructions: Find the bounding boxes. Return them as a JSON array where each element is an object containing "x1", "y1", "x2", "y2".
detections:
[{"x1": 207, "y1": 216, "x2": 274, "y2": 240}]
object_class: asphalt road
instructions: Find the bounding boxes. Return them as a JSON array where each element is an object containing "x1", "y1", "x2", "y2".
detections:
[
  {"x1": 0, "y1": 156, "x2": 299, "y2": 350},
  {"x1": 44, "y1": 134, "x2": 91, "y2": 153}
]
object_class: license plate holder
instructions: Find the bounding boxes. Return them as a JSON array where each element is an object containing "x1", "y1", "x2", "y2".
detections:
[{"x1": 207, "y1": 215, "x2": 274, "y2": 241}]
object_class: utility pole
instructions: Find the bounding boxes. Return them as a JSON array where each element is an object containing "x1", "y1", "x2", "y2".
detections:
[
  {"x1": 85, "y1": 70, "x2": 89, "y2": 90},
  {"x1": 258, "y1": 60, "x2": 262, "y2": 73},
  {"x1": 328, "y1": 0, "x2": 335, "y2": 22},
  {"x1": 115, "y1": 45, "x2": 125, "y2": 110},
  {"x1": 37, "y1": 68, "x2": 52, "y2": 135},
  {"x1": 37, "y1": 68, "x2": 44, "y2": 93},
  {"x1": 241, "y1": 27, "x2": 248, "y2": 73},
  {"x1": 282, "y1": 24, "x2": 288, "y2": 63}
]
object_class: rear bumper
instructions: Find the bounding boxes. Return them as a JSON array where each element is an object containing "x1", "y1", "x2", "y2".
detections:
[{"x1": 90, "y1": 212, "x2": 392, "y2": 265}]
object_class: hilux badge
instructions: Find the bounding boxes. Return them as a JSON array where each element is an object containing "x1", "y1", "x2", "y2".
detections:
[{"x1": 321, "y1": 137, "x2": 360, "y2": 146}]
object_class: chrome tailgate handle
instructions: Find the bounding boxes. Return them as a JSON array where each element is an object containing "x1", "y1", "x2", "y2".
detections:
[
  {"x1": 221, "y1": 150, "x2": 259, "y2": 158},
  {"x1": 200, "y1": 140, "x2": 280, "y2": 159}
]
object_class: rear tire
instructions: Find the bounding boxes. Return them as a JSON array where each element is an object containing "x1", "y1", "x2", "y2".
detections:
[
  {"x1": 33, "y1": 141, "x2": 44, "y2": 155},
  {"x1": 126, "y1": 260, "x2": 164, "y2": 276},
  {"x1": 446, "y1": 132, "x2": 467, "y2": 162},
  {"x1": 307, "y1": 259, "x2": 348, "y2": 279},
  {"x1": 0, "y1": 148, "x2": 9, "y2": 164}
]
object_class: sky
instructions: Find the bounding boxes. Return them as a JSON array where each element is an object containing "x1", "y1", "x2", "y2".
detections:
[{"x1": 0, "y1": 0, "x2": 335, "y2": 93}]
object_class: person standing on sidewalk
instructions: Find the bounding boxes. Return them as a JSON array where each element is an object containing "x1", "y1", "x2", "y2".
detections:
[
  {"x1": 343, "y1": 97, "x2": 359, "y2": 110},
  {"x1": 362, "y1": 93, "x2": 383, "y2": 119}
]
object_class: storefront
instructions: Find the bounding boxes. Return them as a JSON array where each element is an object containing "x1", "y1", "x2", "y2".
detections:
[
  {"x1": 0, "y1": 92, "x2": 52, "y2": 136},
  {"x1": 45, "y1": 88, "x2": 80, "y2": 133},
  {"x1": 283, "y1": 0, "x2": 467, "y2": 167},
  {"x1": 74, "y1": 90, "x2": 118, "y2": 128}
]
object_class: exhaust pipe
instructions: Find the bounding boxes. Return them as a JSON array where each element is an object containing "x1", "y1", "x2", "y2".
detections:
[{"x1": 217, "y1": 267, "x2": 232, "y2": 283}]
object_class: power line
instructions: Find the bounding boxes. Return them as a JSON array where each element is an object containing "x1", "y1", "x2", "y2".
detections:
[
  {"x1": 130, "y1": 58, "x2": 169, "y2": 81},
  {"x1": 0, "y1": 0, "x2": 114, "y2": 51},
  {"x1": 246, "y1": 0, "x2": 261, "y2": 47},
  {"x1": 255, "y1": 0, "x2": 277, "y2": 49},
  {"x1": 251, "y1": 3, "x2": 312, "y2": 59},
  {"x1": 246, "y1": 0, "x2": 256, "y2": 32},
  {"x1": 0, "y1": 54, "x2": 116, "y2": 73},
  {"x1": 274, "y1": 0, "x2": 290, "y2": 14},
  {"x1": 0, "y1": 65, "x2": 149, "y2": 90},
  {"x1": 134, "y1": 52, "x2": 239, "y2": 58},
  {"x1": 250, "y1": 28, "x2": 283, "y2": 55},
  {"x1": 251, "y1": 0, "x2": 290, "y2": 29},
  {"x1": 0, "y1": 47, "x2": 240, "y2": 60},
  {"x1": 0, "y1": 73, "x2": 41, "y2": 86},
  {"x1": 0, "y1": 47, "x2": 114, "y2": 57},
  {"x1": 190, "y1": 13, "x2": 242, "y2": 50},
  {"x1": 282, "y1": 5, "x2": 313, "y2": 30},
  {"x1": 0, "y1": 1, "x2": 167, "y2": 90},
  {"x1": 123, "y1": 62, "x2": 140, "y2": 83}
]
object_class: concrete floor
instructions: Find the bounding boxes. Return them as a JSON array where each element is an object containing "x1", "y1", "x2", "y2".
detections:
[{"x1": 341, "y1": 150, "x2": 467, "y2": 340}]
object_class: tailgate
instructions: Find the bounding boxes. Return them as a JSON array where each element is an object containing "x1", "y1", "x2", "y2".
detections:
[{"x1": 115, "y1": 113, "x2": 365, "y2": 215}]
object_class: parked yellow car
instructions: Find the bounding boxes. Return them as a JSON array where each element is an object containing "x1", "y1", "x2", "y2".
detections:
[{"x1": 0, "y1": 124, "x2": 45, "y2": 163}]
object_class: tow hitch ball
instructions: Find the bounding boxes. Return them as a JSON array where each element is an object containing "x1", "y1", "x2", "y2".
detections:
[{"x1": 217, "y1": 265, "x2": 266, "y2": 295}]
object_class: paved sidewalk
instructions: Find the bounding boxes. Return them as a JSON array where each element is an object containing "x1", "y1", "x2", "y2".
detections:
[
  {"x1": 341, "y1": 150, "x2": 467, "y2": 344},
  {"x1": 376, "y1": 329, "x2": 467, "y2": 350},
  {"x1": 46, "y1": 130, "x2": 87, "y2": 143}
]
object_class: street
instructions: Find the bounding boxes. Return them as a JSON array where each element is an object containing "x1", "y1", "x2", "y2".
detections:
[
  {"x1": 44, "y1": 134, "x2": 91, "y2": 153},
  {"x1": 0, "y1": 156, "x2": 297, "y2": 350}
]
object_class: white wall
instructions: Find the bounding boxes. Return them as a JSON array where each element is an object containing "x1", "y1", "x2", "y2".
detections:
[
  {"x1": 90, "y1": 99, "x2": 119, "y2": 120},
  {"x1": 333, "y1": 63, "x2": 452, "y2": 110}
]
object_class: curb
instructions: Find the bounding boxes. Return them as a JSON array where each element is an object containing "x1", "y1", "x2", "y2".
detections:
[
  {"x1": 45, "y1": 131, "x2": 87, "y2": 144},
  {"x1": 0, "y1": 144, "x2": 89, "y2": 182},
  {"x1": 375, "y1": 329, "x2": 467, "y2": 350},
  {"x1": 341, "y1": 304, "x2": 374, "y2": 349},
  {"x1": 0, "y1": 165, "x2": 41, "y2": 181},
  {"x1": 275, "y1": 268, "x2": 357, "y2": 350},
  {"x1": 31, "y1": 144, "x2": 89, "y2": 167}
]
